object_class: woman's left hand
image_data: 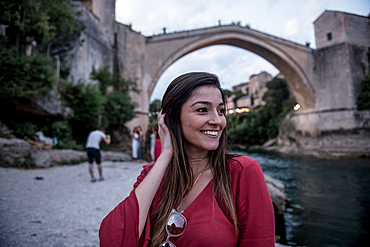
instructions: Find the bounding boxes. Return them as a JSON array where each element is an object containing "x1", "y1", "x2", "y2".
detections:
[{"x1": 157, "y1": 111, "x2": 173, "y2": 162}]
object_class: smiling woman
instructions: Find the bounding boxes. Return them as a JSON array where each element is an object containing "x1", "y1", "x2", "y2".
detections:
[{"x1": 99, "y1": 72, "x2": 275, "y2": 247}]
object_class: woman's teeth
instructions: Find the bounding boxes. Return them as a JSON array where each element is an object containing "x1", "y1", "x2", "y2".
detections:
[{"x1": 201, "y1": 131, "x2": 217, "y2": 136}]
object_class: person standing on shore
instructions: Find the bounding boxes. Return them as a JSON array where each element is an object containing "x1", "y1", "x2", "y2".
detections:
[
  {"x1": 132, "y1": 127, "x2": 139, "y2": 161},
  {"x1": 137, "y1": 126, "x2": 144, "y2": 163},
  {"x1": 150, "y1": 126, "x2": 156, "y2": 161},
  {"x1": 85, "y1": 127, "x2": 111, "y2": 182},
  {"x1": 154, "y1": 126, "x2": 161, "y2": 162}
]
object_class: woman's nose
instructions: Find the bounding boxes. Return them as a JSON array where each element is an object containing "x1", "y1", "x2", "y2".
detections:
[{"x1": 208, "y1": 110, "x2": 222, "y2": 125}]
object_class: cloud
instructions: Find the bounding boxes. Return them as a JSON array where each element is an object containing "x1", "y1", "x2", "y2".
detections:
[{"x1": 284, "y1": 18, "x2": 300, "y2": 37}]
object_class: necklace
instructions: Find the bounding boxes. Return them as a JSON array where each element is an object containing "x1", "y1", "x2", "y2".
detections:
[
  {"x1": 192, "y1": 164, "x2": 208, "y2": 186},
  {"x1": 177, "y1": 162, "x2": 209, "y2": 211},
  {"x1": 189, "y1": 156, "x2": 208, "y2": 162}
]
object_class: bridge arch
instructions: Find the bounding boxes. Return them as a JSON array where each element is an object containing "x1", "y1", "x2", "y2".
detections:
[{"x1": 145, "y1": 27, "x2": 315, "y2": 111}]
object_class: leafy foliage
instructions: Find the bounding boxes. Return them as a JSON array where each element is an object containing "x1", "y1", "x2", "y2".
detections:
[
  {"x1": 90, "y1": 67, "x2": 137, "y2": 127},
  {"x1": 149, "y1": 99, "x2": 162, "y2": 125},
  {"x1": 59, "y1": 81, "x2": 106, "y2": 137},
  {"x1": 12, "y1": 122, "x2": 38, "y2": 139},
  {"x1": 149, "y1": 99, "x2": 161, "y2": 113},
  {"x1": 0, "y1": 40, "x2": 55, "y2": 108},
  {"x1": 0, "y1": 0, "x2": 83, "y2": 51},
  {"x1": 104, "y1": 91, "x2": 135, "y2": 127},
  {"x1": 91, "y1": 67, "x2": 138, "y2": 94},
  {"x1": 57, "y1": 67, "x2": 137, "y2": 143},
  {"x1": 0, "y1": 2, "x2": 137, "y2": 151},
  {"x1": 227, "y1": 77, "x2": 295, "y2": 145},
  {"x1": 357, "y1": 71, "x2": 370, "y2": 110},
  {"x1": 262, "y1": 77, "x2": 291, "y2": 118}
]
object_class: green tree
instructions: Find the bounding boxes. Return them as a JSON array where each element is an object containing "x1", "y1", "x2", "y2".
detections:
[
  {"x1": 60, "y1": 82, "x2": 106, "y2": 129},
  {"x1": 0, "y1": 0, "x2": 83, "y2": 54},
  {"x1": 91, "y1": 67, "x2": 138, "y2": 94},
  {"x1": 224, "y1": 89, "x2": 232, "y2": 97},
  {"x1": 90, "y1": 67, "x2": 137, "y2": 128},
  {"x1": 149, "y1": 99, "x2": 162, "y2": 125},
  {"x1": 262, "y1": 77, "x2": 290, "y2": 118},
  {"x1": 357, "y1": 71, "x2": 370, "y2": 110},
  {"x1": 149, "y1": 99, "x2": 161, "y2": 113},
  {"x1": 104, "y1": 91, "x2": 135, "y2": 127},
  {"x1": 227, "y1": 77, "x2": 295, "y2": 146},
  {"x1": 0, "y1": 42, "x2": 55, "y2": 109}
]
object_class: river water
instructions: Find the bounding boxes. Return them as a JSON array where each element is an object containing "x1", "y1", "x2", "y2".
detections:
[{"x1": 233, "y1": 149, "x2": 370, "y2": 247}]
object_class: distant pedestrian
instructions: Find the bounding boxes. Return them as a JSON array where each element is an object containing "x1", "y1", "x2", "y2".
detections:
[
  {"x1": 150, "y1": 126, "x2": 156, "y2": 161},
  {"x1": 154, "y1": 126, "x2": 161, "y2": 161},
  {"x1": 85, "y1": 128, "x2": 111, "y2": 182},
  {"x1": 137, "y1": 126, "x2": 144, "y2": 163},
  {"x1": 145, "y1": 125, "x2": 152, "y2": 162},
  {"x1": 132, "y1": 127, "x2": 139, "y2": 161}
]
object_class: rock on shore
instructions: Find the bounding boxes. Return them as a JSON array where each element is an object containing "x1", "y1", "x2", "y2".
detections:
[{"x1": 0, "y1": 137, "x2": 131, "y2": 168}]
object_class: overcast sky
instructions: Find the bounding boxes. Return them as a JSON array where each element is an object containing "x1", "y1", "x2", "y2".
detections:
[{"x1": 115, "y1": 0, "x2": 370, "y2": 102}]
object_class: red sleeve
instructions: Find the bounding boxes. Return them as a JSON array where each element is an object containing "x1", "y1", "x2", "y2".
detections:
[
  {"x1": 99, "y1": 164, "x2": 154, "y2": 247},
  {"x1": 231, "y1": 156, "x2": 275, "y2": 247}
]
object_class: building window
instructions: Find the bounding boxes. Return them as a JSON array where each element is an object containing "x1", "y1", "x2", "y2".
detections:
[{"x1": 327, "y1": 32, "x2": 332, "y2": 41}]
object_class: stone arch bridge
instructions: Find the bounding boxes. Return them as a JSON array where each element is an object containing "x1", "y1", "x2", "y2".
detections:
[{"x1": 143, "y1": 24, "x2": 315, "y2": 112}]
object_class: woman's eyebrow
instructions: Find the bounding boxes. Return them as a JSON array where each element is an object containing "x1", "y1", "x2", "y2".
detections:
[
  {"x1": 190, "y1": 101, "x2": 225, "y2": 107},
  {"x1": 190, "y1": 101, "x2": 211, "y2": 107}
]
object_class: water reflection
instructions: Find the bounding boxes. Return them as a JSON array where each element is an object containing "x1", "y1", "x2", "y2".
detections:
[{"x1": 233, "y1": 150, "x2": 370, "y2": 247}]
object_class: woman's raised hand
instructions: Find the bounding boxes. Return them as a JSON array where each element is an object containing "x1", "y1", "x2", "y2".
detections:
[{"x1": 157, "y1": 111, "x2": 173, "y2": 161}]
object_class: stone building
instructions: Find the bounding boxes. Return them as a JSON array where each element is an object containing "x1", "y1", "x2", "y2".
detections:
[
  {"x1": 232, "y1": 82, "x2": 249, "y2": 94},
  {"x1": 314, "y1": 10, "x2": 370, "y2": 49},
  {"x1": 248, "y1": 71, "x2": 272, "y2": 107},
  {"x1": 234, "y1": 71, "x2": 273, "y2": 108}
]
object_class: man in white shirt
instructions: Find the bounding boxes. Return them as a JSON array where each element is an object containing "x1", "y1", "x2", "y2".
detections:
[{"x1": 85, "y1": 128, "x2": 111, "y2": 182}]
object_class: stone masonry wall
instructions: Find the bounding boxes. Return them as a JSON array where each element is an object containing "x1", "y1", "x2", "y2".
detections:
[
  {"x1": 67, "y1": 2, "x2": 114, "y2": 85},
  {"x1": 115, "y1": 23, "x2": 149, "y2": 131},
  {"x1": 313, "y1": 43, "x2": 369, "y2": 112},
  {"x1": 277, "y1": 110, "x2": 370, "y2": 157}
]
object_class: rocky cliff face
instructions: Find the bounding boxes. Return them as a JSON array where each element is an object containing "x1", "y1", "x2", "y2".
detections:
[
  {"x1": 274, "y1": 110, "x2": 370, "y2": 158},
  {"x1": 16, "y1": 86, "x2": 72, "y2": 117}
]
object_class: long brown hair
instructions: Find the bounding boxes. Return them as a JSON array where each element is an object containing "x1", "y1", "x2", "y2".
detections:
[{"x1": 151, "y1": 72, "x2": 238, "y2": 246}]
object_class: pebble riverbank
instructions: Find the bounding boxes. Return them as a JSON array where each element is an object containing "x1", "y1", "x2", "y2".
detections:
[
  {"x1": 0, "y1": 161, "x2": 288, "y2": 247},
  {"x1": 0, "y1": 161, "x2": 146, "y2": 247}
]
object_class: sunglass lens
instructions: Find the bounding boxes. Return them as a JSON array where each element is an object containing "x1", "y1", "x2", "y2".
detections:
[
  {"x1": 166, "y1": 214, "x2": 187, "y2": 235},
  {"x1": 160, "y1": 242, "x2": 176, "y2": 247}
]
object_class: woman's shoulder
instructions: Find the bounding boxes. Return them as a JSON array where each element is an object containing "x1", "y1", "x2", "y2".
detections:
[{"x1": 227, "y1": 155, "x2": 261, "y2": 172}]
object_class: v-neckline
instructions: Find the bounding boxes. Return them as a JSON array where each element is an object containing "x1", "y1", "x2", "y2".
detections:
[{"x1": 180, "y1": 178, "x2": 213, "y2": 213}]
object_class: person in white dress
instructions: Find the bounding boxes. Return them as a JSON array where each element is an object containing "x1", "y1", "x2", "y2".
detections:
[
  {"x1": 150, "y1": 126, "x2": 156, "y2": 161},
  {"x1": 132, "y1": 127, "x2": 139, "y2": 161}
]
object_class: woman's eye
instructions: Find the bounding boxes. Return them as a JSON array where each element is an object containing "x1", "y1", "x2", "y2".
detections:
[
  {"x1": 196, "y1": 108, "x2": 207, "y2": 113},
  {"x1": 218, "y1": 108, "x2": 225, "y2": 114}
]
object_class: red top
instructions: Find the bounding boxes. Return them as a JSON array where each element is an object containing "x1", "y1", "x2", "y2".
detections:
[
  {"x1": 99, "y1": 156, "x2": 275, "y2": 247},
  {"x1": 154, "y1": 137, "x2": 161, "y2": 162}
]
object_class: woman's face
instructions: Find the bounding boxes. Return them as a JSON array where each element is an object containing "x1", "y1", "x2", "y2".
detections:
[{"x1": 180, "y1": 85, "x2": 226, "y2": 155}]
